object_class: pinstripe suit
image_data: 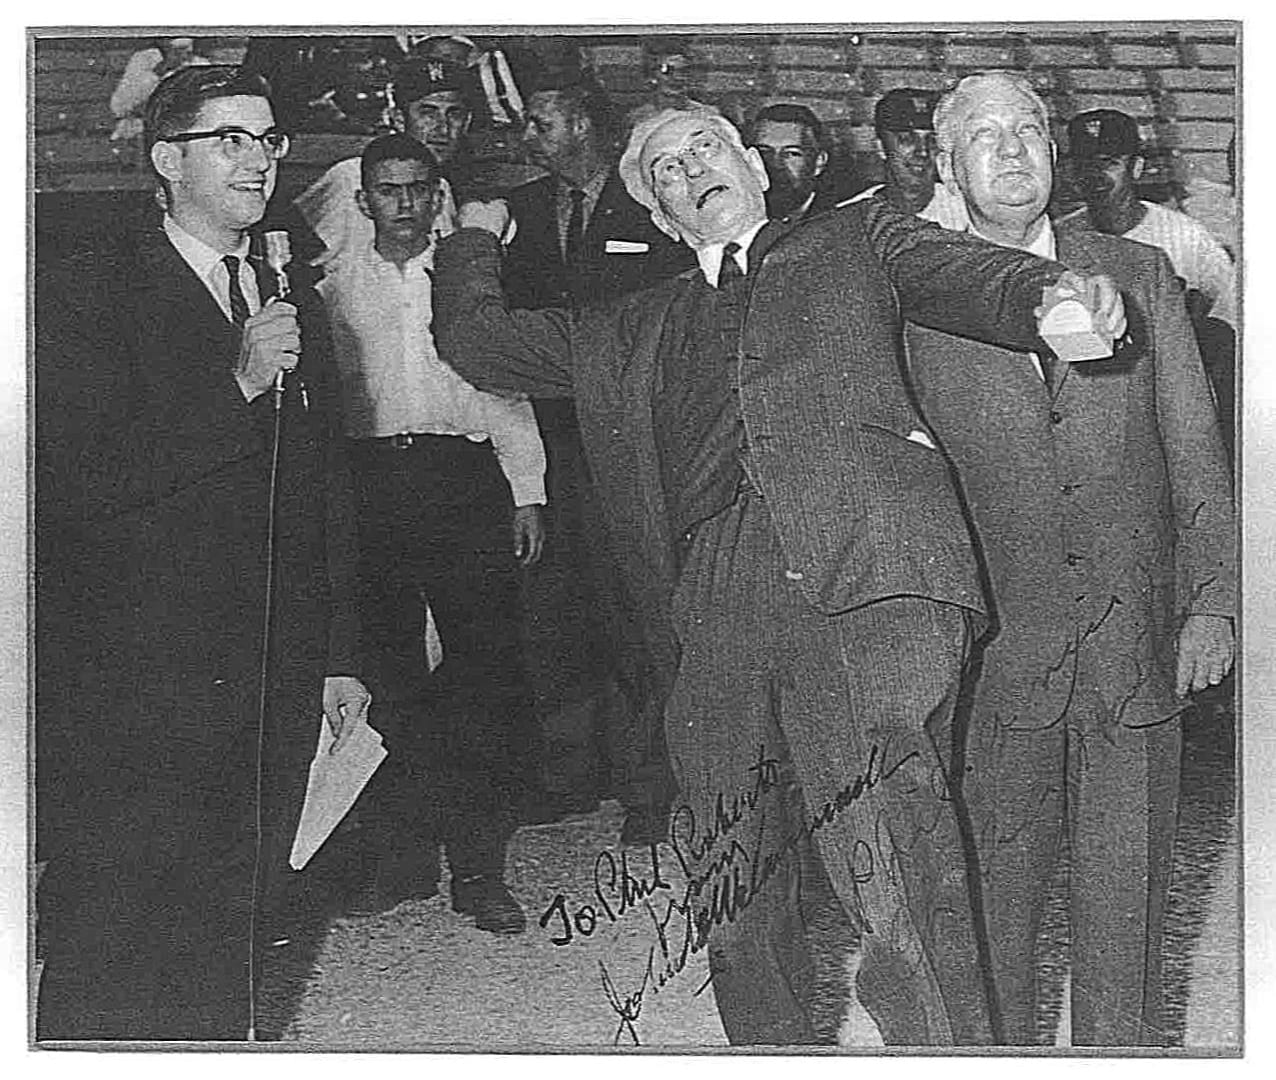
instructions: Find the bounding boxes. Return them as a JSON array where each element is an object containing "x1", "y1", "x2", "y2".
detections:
[{"x1": 433, "y1": 202, "x2": 1069, "y2": 1044}]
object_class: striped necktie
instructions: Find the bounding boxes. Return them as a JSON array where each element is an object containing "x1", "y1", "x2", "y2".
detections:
[{"x1": 222, "y1": 254, "x2": 250, "y2": 328}]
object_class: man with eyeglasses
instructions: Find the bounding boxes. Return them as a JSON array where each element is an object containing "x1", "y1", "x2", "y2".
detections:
[
  {"x1": 431, "y1": 103, "x2": 1128, "y2": 1045},
  {"x1": 35, "y1": 64, "x2": 367, "y2": 1040}
]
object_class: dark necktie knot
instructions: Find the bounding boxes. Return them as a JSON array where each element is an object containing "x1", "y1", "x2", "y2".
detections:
[
  {"x1": 718, "y1": 241, "x2": 744, "y2": 289},
  {"x1": 222, "y1": 254, "x2": 250, "y2": 329}
]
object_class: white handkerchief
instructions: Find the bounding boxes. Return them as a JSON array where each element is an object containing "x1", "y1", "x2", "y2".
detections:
[
  {"x1": 906, "y1": 429, "x2": 937, "y2": 450},
  {"x1": 605, "y1": 239, "x2": 650, "y2": 254}
]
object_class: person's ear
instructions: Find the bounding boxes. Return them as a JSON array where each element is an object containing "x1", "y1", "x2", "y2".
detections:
[
  {"x1": 814, "y1": 148, "x2": 829, "y2": 179},
  {"x1": 461, "y1": 110, "x2": 473, "y2": 136},
  {"x1": 743, "y1": 145, "x2": 770, "y2": 192},
  {"x1": 648, "y1": 204, "x2": 681, "y2": 242},
  {"x1": 937, "y1": 149, "x2": 959, "y2": 195},
  {"x1": 356, "y1": 188, "x2": 373, "y2": 221},
  {"x1": 388, "y1": 107, "x2": 405, "y2": 133},
  {"x1": 1132, "y1": 155, "x2": 1146, "y2": 181},
  {"x1": 150, "y1": 140, "x2": 184, "y2": 186}
]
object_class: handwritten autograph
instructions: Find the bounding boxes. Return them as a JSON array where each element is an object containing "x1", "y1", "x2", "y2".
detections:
[{"x1": 540, "y1": 738, "x2": 922, "y2": 1042}]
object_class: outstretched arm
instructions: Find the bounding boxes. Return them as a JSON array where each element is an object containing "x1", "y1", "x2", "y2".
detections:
[
  {"x1": 432, "y1": 202, "x2": 577, "y2": 401},
  {"x1": 861, "y1": 200, "x2": 1125, "y2": 353}
]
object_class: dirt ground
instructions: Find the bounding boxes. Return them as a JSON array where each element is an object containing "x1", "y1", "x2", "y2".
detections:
[{"x1": 258, "y1": 709, "x2": 1237, "y2": 1054}]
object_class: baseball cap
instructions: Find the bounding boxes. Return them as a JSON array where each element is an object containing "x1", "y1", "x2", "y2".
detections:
[
  {"x1": 1067, "y1": 109, "x2": 1142, "y2": 158},
  {"x1": 391, "y1": 57, "x2": 481, "y2": 112},
  {"x1": 875, "y1": 89, "x2": 938, "y2": 133}
]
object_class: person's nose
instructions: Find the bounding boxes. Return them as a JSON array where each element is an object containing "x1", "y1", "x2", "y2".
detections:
[
  {"x1": 396, "y1": 188, "x2": 416, "y2": 214},
  {"x1": 996, "y1": 129, "x2": 1025, "y2": 158},
  {"x1": 682, "y1": 152, "x2": 707, "y2": 179},
  {"x1": 242, "y1": 137, "x2": 272, "y2": 171}
]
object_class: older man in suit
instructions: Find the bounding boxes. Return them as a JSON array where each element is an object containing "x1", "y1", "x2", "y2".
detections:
[
  {"x1": 35, "y1": 65, "x2": 368, "y2": 1040},
  {"x1": 431, "y1": 103, "x2": 1126, "y2": 1045},
  {"x1": 904, "y1": 71, "x2": 1234, "y2": 1046}
]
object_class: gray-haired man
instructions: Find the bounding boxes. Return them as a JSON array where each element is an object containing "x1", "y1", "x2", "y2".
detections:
[
  {"x1": 431, "y1": 103, "x2": 1127, "y2": 1045},
  {"x1": 907, "y1": 71, "x2": 1233, "y2": 1045}
]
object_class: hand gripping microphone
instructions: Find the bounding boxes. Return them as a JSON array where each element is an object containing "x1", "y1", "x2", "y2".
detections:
[{"x1": 263, "y1": 231, "x2": 294, "y2": 410}]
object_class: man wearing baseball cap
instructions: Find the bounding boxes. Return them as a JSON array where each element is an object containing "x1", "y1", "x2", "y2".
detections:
[
  {"x1": 293, "y1": 55, "x2": 484, "y2": 264},
  {"x1": 846, "y1": 87, "x2": 968, "y2": 228},
  {"x1": 1062, "y1": 108, "x2": 1235, "y2": 332}
]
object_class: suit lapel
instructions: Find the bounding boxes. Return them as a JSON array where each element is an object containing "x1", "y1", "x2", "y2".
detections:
[{"x1": 137, "y1": 228, "x2": 239, "y2": 356}]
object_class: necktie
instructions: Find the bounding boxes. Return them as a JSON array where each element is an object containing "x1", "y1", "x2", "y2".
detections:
[
  {"x1": 564, "y1": 188, "x2": 586, "y2": 271},
  {"x1": 718, "y1": 241, "x2": 744, "y2": 288},
  {"x1": 223, "y1": 254, "x2": 250, "y2": 329},
  {"x1": 1038, "y1": 351, "x2": 1060, "y2": 396}
]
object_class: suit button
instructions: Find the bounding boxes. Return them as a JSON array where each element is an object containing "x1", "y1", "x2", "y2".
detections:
[
  {"x1": 1066, "y1": 552, "x2": 1083, "y2": 567},
  {"x1": 1049, "y1": 410, "x2": 1063, "y2": 424}
]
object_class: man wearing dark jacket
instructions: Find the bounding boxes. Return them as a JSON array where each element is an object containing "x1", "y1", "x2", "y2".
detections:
[
  {"x1": 906, "y1": 71, "x2": 1234, "y2": 1046},
  {"x1": 503, "y1": 70, "x2": 694, "y2": 840},
  {"x1": 431, "y1": 103, "x2": 1127, "y2": 1045},
  {"x1": 35, "y1": 65, "x2": 368, "y2": 1040}
]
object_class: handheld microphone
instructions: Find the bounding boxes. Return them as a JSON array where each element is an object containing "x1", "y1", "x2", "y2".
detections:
[{"x1": 263, "y1": 231, "x2": 306, "y2": 410}]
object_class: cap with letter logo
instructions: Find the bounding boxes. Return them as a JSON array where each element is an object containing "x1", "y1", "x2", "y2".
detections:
[
  {"x1": 1066, "y1": 109, "x2": 1142, "y2": 158},
  {"x1": 390, "y1": 58, "x2": 482, "y2": 113},
  {"x1": 874, "y1": 88, "x2": 938, "y2": 133}
]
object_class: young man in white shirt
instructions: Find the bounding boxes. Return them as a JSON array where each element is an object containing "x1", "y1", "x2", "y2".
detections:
[{"x1": 318, "y1": 133, "x2": 546, "y2": 934}]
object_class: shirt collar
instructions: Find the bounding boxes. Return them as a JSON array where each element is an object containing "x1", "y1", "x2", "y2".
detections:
[
  {"x1": 163, "y1": 215, "x2": 251, "y2": 282},
  {"x1": 558, "y1": 164, "x2": 609, "y2": 205},
  {"x1": 967, "y1": 215, "x2": 1056, "y2": 260},
  {"x1": 696, "y1": 218, "x2": 768, "y2": 287},
  {"x1": 359, "y1": 234, "x2": 435, "y2": 274}
]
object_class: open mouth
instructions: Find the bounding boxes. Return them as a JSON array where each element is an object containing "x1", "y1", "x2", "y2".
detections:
[{"x1": 696, "y1": 184, "x2": 729, "y2": 210}]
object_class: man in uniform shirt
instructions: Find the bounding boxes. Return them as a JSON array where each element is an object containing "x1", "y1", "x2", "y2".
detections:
[
  {"x1": 432, "y1": 102, "x2": 1128, "y2": 1044},
  {"x1": 317, "y1": 133, "x2": 545, "y2": 934},
  {"x1": 906, "y1": 72, "x2": 1234, "y2": 1044},
  {"x1": 1060, "y1": 107, "x2": 1238, "y2": 452},
  {"x1": 1061, "y1": 108, "x2": 1236, "y2": 331},
  {"x1": 292, "y1": 56, "x2": 480, "y2": 266}
]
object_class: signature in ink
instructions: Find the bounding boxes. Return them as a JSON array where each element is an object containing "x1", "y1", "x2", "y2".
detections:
[{"x1": 599, "y1": 956, "x2": 650, "y2": 1045}]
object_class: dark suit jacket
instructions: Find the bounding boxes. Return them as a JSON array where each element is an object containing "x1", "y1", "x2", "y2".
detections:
[
  {"x1": 36, "y1": 223, "x2": 358, "y2": 864},
  {"x1": 433, "y1": 203, "x2": 1068, "y2": 708},
  {"x1": 904, "y1": 227, "x2": 1234, "y2": 732},
  {"x1": 503, "y1": 169, "x2": 696, "y2": 312}
]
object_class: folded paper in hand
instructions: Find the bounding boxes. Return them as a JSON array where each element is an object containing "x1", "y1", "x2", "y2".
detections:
[
  {"x1": 289, "y1": 707, "x2": 387, "y2": 870},
  {"x1": 1040, "y1": 298, "x2": 1113, "y2": 363}
]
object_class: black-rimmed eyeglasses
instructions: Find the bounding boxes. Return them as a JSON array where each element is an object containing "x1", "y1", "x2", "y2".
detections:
[{"x1": 162, "y1": 127, "x2": 291, "y2": 163}]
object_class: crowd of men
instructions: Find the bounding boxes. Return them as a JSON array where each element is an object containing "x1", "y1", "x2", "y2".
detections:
[{"x1": 34, "y1": 37, "x2": 1236, "y2": 1047}]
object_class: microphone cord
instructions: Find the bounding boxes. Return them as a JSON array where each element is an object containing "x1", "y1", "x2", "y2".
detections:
[{"x1": 247, "y1": 299, "x2": 289, "y2": 1042}]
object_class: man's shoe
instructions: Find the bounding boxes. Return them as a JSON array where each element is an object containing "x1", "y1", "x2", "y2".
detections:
[{"x1": 451, "y1": 875, "x2": 526, "y2": 935}]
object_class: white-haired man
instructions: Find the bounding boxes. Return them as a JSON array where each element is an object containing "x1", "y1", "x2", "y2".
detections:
[
  {"x1": 431, "y1": 103, "x2": 1127, "y2": 1046},
  {"x1": 906, "y1": 71, "x2": 1234, "y2": 1045}
]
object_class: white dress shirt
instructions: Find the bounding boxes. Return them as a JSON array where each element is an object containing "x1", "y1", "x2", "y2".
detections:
[
  {"x1": 164, "y1": 215, "x2": 261, "y2": 323},
  {"x1": 317, "y1": 238, "x2": 547, "y2": 507},
  {"x1": 694, "y1": 218, "x2": 768, "y2": 288}
]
